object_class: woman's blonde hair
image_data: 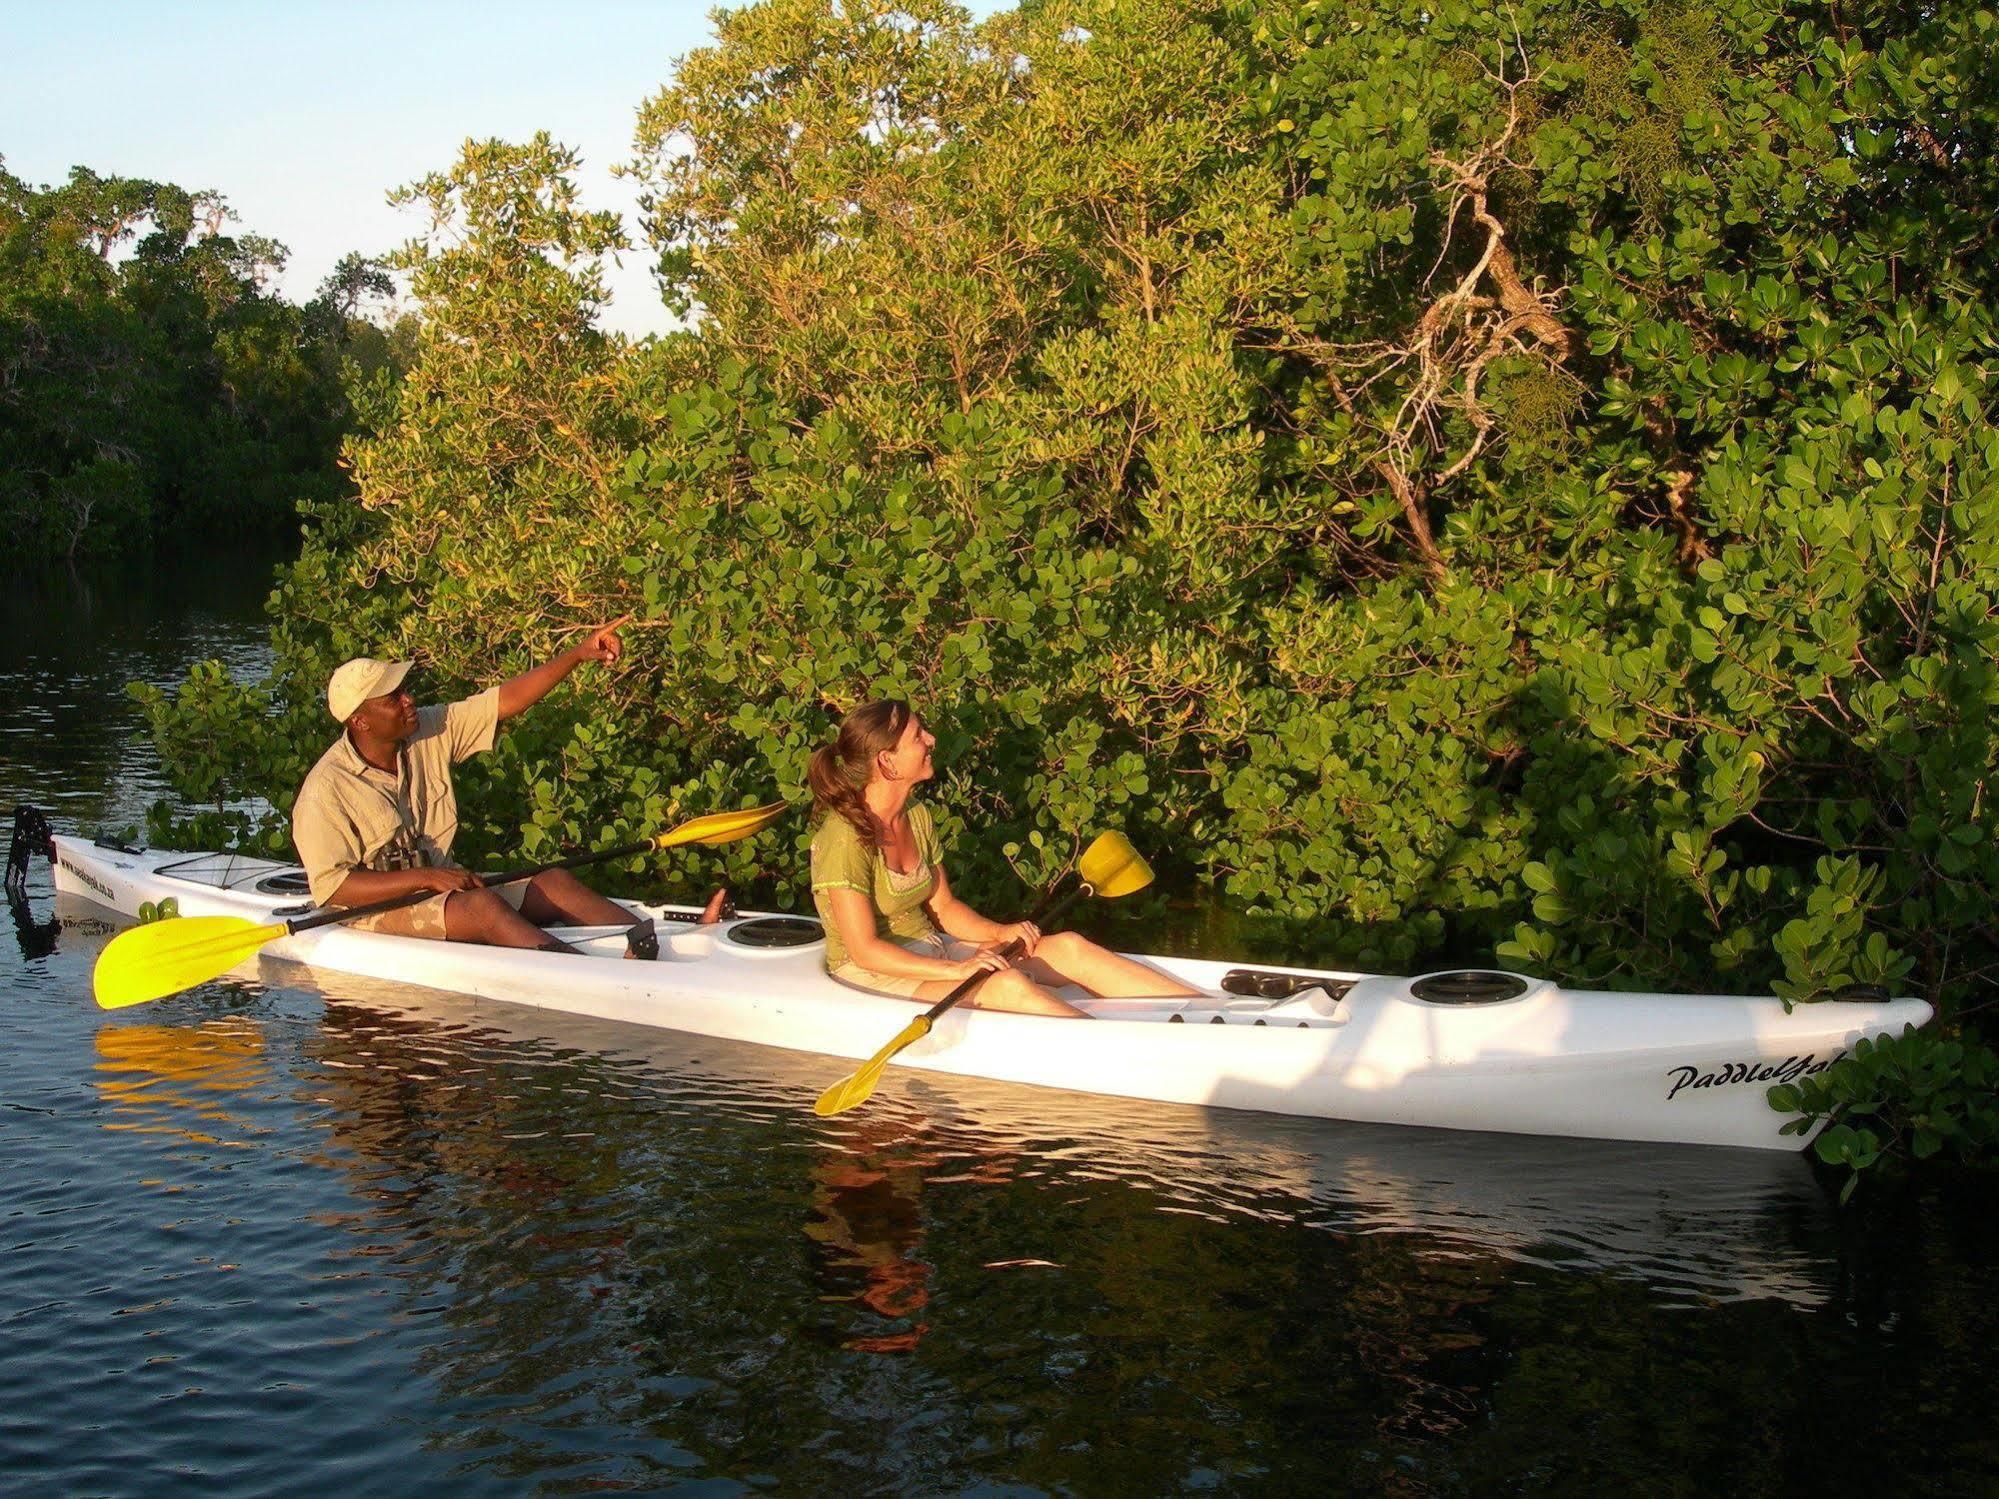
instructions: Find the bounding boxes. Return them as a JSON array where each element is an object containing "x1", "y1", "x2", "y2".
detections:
[{"x1": 807, "y1": 699, "x2": 913, "y2": 844}]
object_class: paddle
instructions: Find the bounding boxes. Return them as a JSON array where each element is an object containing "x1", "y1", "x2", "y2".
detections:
[
  {"x1": 812, "y1": 830, "x2": 1155, "y2": 1118},
  {"x1": 91, "y1": 801, "x2": 789, "y2": 1011}
]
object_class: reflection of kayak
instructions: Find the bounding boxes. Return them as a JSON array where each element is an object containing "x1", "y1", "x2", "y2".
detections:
[
  {"x1": 198, "y1": 964, "x2": 1848, "y2": 1310},
  {"x1": 54, "y1": 837, "x2": 1931, "y2": 1152}
]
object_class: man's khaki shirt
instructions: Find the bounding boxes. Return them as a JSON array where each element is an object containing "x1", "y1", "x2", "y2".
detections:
[{"x1": 291, "y1": 689, "x2": 500, "y2": 906}]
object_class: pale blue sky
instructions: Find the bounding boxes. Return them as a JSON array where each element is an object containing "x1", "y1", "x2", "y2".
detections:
[{"x1": 2, "y1": 1, "x2": 729, "y2": 336}]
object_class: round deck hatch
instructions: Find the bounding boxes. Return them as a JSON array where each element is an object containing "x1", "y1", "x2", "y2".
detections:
[
  {"x1": 1409, "y1": 971, "x2": 1530, "y2": 1005},
  {"x1": 724, "y1": 916, "x2": 824, "y2": 948}
]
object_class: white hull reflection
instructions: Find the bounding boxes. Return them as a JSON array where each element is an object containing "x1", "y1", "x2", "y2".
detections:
[{"x1": 261, "y1": 954, "x2": 1839, "y2": 1311}]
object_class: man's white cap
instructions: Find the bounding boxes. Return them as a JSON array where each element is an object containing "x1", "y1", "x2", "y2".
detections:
[{"x1": 327, "y1": 657, "x2": 412, "y2": 722}]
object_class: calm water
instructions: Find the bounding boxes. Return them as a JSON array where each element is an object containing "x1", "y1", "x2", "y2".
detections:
[{"x1": 3, "y1": 558, "x2": 1997, "y2": 1495}]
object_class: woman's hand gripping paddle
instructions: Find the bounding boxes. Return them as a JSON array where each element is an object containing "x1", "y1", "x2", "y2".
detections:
[
  {"x1": 812, "y1": 831, "x2": 1154, "y2": 1118},
  {"x1": 91, "y1": 802, "x2": 789, "y2": 1010}
]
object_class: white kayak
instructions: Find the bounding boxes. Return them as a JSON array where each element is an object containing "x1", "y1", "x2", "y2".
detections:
[{"x1": 51, "y1": 834, "x2": 1933, "y2": 1152}]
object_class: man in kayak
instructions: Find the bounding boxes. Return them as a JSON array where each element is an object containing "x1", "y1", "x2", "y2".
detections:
[{"x1": 292, "y1": 617, "x2": 711, "y2": 957}]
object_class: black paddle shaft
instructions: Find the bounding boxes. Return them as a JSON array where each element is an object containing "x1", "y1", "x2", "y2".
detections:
[
  {"x1": 281, "y1": 837, "x2": 660, "y2": 937},
  {"x1": 919, "y1": 882, "x2": 1091, "y2": 1024}
]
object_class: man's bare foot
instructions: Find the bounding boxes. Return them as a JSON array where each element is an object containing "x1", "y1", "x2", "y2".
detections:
[{"x1": 698, "y1": 888, "x2": 730, "y2": 926}]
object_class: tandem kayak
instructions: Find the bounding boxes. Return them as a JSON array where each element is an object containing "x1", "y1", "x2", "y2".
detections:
[{"x1": 50, "y1": 834, "x2": 1932, "y2": 1152}]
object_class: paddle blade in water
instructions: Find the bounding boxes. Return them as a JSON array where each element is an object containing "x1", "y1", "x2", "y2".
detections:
[
  {"x1": 1079, "y1": 831, "x2": 1153, "y2": 899},
  {"x1": 93, "y1": 916, "x2": 281, "y2": 1010},
  {"x1": 814, "y1": 1015, "x2": 933, "y2": 1117},
  {"x1": 653, "y1": 801, "x2": 789, "y2": 851}
]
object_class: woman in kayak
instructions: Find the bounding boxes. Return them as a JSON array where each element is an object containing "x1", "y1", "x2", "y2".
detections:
[{"x1": 807, "y1": 699, "x2": 1205, "y2": 1017}]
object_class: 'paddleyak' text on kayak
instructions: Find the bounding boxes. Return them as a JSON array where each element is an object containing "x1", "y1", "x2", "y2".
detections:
[{"x1": 1666, "y1": 1054, "x2": 1837, "y2": 1101}]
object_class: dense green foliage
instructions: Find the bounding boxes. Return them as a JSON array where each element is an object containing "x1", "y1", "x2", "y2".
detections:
[
  {"x1": 0, "y1": 161, "x2": 408, "y2": 560},
  {"x1": 1772, "y1": 1023, "x2": 1999, "y2": 1199},
  {"x1": 143, "y1": 0, "x2": 1999, "y2": 1111}
]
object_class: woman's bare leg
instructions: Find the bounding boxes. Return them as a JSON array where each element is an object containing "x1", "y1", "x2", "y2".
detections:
[
  {"x1": 1015, "y1": 930, "x2": 1204, "y2": 998},
  {"x1": 906, "y1": 966, "x2": 1087, "y2": 1018}
]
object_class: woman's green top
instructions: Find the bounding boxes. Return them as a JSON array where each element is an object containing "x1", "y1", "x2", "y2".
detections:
[{"x1": 810, "y1": 803, "x2": 943, "y2": 971}]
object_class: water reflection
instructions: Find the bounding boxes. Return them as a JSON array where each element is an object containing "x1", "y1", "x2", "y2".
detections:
[
  {"x1": 805, "y1": 1129, "x2": 937, "y2": 1353},
  {"x1": 279, "y1": 960, "x2": 1837, "y2": 1312},
  {"x1": 94, "y1": 1018, "x2": 270, "y2": 1149},
  {"x1": 0, "y1": 552, "x2": 280, "y2": 835},
  {"x1": 8, "y1": 884, "x2": 60, "y2": 960},
  {"x1": 11, "y1": 890, "x2": 120, "y2": 969}
]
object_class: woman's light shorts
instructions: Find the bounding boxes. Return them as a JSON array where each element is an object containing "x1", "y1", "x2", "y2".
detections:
[{"x1": 830, "y1": 931, "x2": 981, "y2": 997}]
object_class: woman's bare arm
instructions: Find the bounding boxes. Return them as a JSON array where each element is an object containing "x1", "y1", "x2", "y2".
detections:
[{"x1": 821, "y1": 886, "x2": 969, "y2": 979}]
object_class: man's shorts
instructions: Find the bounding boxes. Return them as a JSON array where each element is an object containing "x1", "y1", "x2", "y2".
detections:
[{"x1": 347, "y1": 877, "x2": 528, "y2": 940}]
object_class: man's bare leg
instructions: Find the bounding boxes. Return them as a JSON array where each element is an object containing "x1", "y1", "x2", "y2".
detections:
[
  {"x1": 517, "y1": 868, "x2": 730, "y2": 956},
  {"x1": 511, "y1": 868, "x2": 732, "y2": 927},
  {"x1": 443, "y1": 886, "x2": 578, "y2": 952},
  {"x1": 518, "y1": 868, "x2": 633, "y2": 928}
]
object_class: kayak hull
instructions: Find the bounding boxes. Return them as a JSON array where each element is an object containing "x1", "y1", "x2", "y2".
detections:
[{"x1": 53, "y1": 837, "x2": 1933, "y2": 1151}]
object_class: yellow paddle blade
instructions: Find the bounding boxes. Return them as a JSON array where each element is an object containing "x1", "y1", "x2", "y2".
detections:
[
  {"x1": 93, "y1": 915, "x2": 284, "y2": 1011},
  {"x1": 653, "y1": 800, "x2": 789, "y2": 851},
  {"x1": 1079, "y1": 830, "x2": 1153, "y2": 899},
  {"x1": 813, "y1": 1014, "x2": 933, "y2": 1117}
]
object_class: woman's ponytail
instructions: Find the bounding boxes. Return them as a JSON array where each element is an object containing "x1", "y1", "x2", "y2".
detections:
[{"x1": 808, "y1": 699, "x2": 911, "y2": 844}]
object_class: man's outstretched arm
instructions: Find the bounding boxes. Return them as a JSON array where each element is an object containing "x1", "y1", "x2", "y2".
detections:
[{"x1": 496, "y1": 616, "x2": 629, "y2": 721}]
